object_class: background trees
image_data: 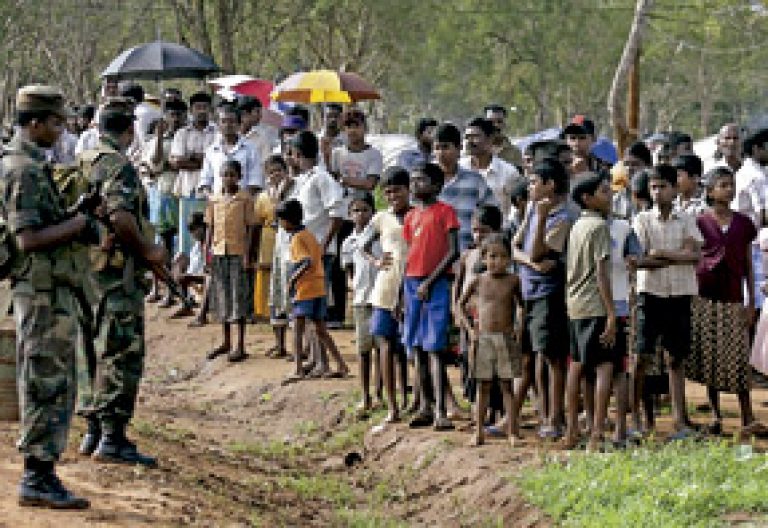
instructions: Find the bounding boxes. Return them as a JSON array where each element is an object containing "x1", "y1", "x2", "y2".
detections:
[{"x1": 0, "y1": 0, "x2": 766, "y2": 138}]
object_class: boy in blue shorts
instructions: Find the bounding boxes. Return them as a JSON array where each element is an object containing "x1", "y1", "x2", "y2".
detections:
[
  {"x1": 403, "y1": 163, "x2": 460, "y2": 430},
  {"x1": 277, "y1": 199, "x2": 349, "y2": 380},
  {"x1": 361, "y1": 167, "x2": 412, "y2": 423}
]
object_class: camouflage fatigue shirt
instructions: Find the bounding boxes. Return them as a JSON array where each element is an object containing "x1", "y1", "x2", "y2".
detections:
[
  {"x1": 1, "y1": 133, "x2": 77, "y2": 291},
  {"x1": 85, "y1": 136, "x2": 148, "y2": 298}
]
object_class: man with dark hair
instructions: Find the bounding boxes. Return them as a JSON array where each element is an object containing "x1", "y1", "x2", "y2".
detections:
[
  {"x1": 78, "y1": 97, "x2": 168, "y2": 467},
  {"x1": 279, "y1": 114, "x2": 307, "y2": 154},
  {"x1": 397, "y1": 117, "x2": 438, "y2": 171},
  {"x1": 460, "y1": 117, "x2": 523, "y2": 224},
  {"x1": 484, "y1": 103, "x2": 522, "y2": 165},
  {"x1": 3, "y1": 85, "x2": 93, "y2": 509},
  {"x1": 668, "y1": 131, "x2": 693, "y2": 156},
  {"x1": 562, "y1": 115, "x2": 600, "y2": 175},
  {"x1": 329, "y1": 108, "x2": 383, "y2": 326},
  {"x1": 142, "y1": 98, "x2": 188, "y2": 305},
  {"x1": 319, "y1": 103, "x2": 345, "y2": 168},
  {"x1": 198, "y1": 104, "x2": 263, "y2": 195},
  {"x1": 239, "y1": 95, "x2": 277, "y2": 163},
  {"x1": 734, "y1": 128, "x2": 768, "y2": 228},
  {"x1": 170, "y1": 91, "x2": 216, "y2": 257},
  {"x1": 434, "y1": 122, "x2": 498, "y2": 252}
]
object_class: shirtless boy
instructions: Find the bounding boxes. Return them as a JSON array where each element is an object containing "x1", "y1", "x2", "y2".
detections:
[{"x1": 459, "y1": 234, "x2": 524, "y2": 446}]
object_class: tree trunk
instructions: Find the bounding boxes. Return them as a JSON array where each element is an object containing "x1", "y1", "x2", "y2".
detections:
[
  {"x1": 216, "y1": 0, "x2": 235, "y2": 73},
  {"x1": 607, "y1": 0, "x2": 653, "y2": 155}
]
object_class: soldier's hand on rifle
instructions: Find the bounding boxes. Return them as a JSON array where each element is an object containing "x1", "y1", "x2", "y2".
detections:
[{"x1": 145, "y1": 243, "x2": 167, "y2": 268}]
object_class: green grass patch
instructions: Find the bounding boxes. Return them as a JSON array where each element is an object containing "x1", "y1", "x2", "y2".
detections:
[
  {"x1": 229, "y1": 439, "x2": 306, "y2": 460},
  {"x1": 325, "y1": 409, "x2": 387, "y2": 452},
  {"x1": 336, "y1": 508, "x2": 409, "y2": 528},
  {"x1": 519, "y1": 440, "x2": 768, "y2": 527},
  {"x1": 275, "y1": 474, "x2": 354, "y2": 507}
]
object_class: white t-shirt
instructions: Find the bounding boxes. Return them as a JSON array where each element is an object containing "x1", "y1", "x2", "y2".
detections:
[
  {"x1": 362, "y1": 209, "x2": 408, "y2": 311},
  {"x1": 331, "y1": 144, "x2": 383, "y2": 217},
  {"x1": 341, "y1": 229, "x2": 380, "y2": 307}
]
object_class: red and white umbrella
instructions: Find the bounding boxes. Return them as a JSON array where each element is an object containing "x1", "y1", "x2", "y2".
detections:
[{"x1": 208, "y1": 75, "x2": 282, "y2": 127}]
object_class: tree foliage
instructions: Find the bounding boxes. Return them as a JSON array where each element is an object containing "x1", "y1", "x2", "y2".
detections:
[{"x1": 0, "y1": 0, "x2": 766, "y2": 137}]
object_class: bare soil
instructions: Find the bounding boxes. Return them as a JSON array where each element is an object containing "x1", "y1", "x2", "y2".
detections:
[{"x1": 1, "y1": 303, "x2": 767, "y2": 527}]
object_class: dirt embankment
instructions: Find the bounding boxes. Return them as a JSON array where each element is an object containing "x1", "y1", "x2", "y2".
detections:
[{"x1": 0, "y1": 305, "x2": 551, "y2": 527}]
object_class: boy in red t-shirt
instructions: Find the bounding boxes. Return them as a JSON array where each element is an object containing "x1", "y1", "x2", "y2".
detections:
[{"x1": 403, "y1": 163, "x2": 460, "y2": 430}]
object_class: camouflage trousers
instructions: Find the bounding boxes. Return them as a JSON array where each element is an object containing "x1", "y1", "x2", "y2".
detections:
[
  {"x1": 73, "y1": 284, "x2": 96, "y2": 419},
  {"x1": 12, "y1": 284, "x2": 77, "y2": 462},
  {"x1": 91, "y1": 288, "x2": 145, "y2": 433}
]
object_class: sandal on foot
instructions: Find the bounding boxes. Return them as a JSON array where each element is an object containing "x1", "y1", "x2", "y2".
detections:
[
  {"x1": 740, "y1": 421, "x2": 768, "y2": 438},
  {"x1": 706, "y1": 421, "x2": 723, "y2": 436},
  {"x1": 228, "y1": 350, "x2": 247, "y2": 363},
  {"x1": 667, "y1": 427, "x2": 699, "y2": 442},
  {"x1": 408, "y1": 412, "x2": 434, "y2": 428},
  {"x1": 206, "y1": 347, "x2": 229, "y2": 360},
  {"x1": 484, "y1": 425, "x2": 505, "y2": 438},
  {"x1": 433, "y1": 417, "x2": 455, "y2": 431}
]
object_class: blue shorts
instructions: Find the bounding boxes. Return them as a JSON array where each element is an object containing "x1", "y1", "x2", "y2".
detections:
[
  {"x1": 402, "y1": 276, "x2": 451, "y2": 354},
  {"x1": 370, "y1": 307, "x2": 399, "y2": 338},
  {"x1": 293, "y1": 297, "x2": 327, "y2": 321}
]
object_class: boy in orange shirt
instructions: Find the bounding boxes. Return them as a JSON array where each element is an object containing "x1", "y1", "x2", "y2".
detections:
[{"x1": 277, "y1": 199, "x2": 349, "y2": 379}]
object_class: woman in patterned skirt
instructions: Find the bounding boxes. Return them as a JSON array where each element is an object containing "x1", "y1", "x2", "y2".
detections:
[{"x1": 687, "y1": 167, "x2": 768, "y2": 436}]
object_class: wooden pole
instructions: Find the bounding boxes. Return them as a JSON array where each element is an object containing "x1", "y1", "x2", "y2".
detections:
[{"x1": 625, "y1": 47, "x2": 640, "y2": 153}]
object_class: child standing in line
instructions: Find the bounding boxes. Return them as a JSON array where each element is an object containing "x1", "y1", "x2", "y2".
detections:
[
  {"x1": 252, "y1": 155, "x2": 284, "y2": 323},
  {"x1": 267, "y1": 154, "x2": 296, "y2": 359},
  {"x1": 458, "y1": 234, "x2": 524, "y2": 446},
  {"x1": 453, "y1": 205, "x2": 503, "y2": 406},
  {"x1": 403, "y1": 163, "x2": 460, "y2": 431},
  {"x1": 361, "y1": 167, "x2": 412, "y2": 423},
  {"x1": 341, "y1": 191, "x2": 381, "y2": 413},
  {"x1": 563, "y1": 173, "x2": 616, "y2": 450},
  {"x1": 512, "y1": 158, "x2": 573, "y2": 439},
  {"x1": 169, "y1": 212, "x2": 208, "y2": 318},
  {"x1": 688, "y1": 168, "x2": 768, "y2": 437},
  {"x1": 277, "y1": 199, "x2": 349, "y2": 380},
  {"x1": 632, "y1": 164, "x2": 702, "y2": 440},
  {"x1": 204, "y1": 160, "x2": 257, "y2": 363}
]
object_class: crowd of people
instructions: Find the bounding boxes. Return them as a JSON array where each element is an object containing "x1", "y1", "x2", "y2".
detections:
[{"x1": 4, "y1": 76, "x2": 768, "y2": 510}]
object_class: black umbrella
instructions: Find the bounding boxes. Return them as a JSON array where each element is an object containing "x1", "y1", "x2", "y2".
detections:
[{"x1": 101, "y1": 41, "x2": 220, "y2": 80}]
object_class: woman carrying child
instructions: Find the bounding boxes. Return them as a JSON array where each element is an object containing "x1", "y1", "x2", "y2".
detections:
[{"x1": 687, "y1": 167, "x2": 768, "y2": 437}]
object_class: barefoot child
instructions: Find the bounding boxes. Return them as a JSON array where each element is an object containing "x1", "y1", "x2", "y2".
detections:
[
  {"x1": 277, "y1": 199, "x2": 348, "y2": 379},
  {"x1": 204, "y1": 160, "x2": 257, "y2": 362},
  {"x1": 458, "y1": 234, "x2": 523, "y2": 446},
  {"x1": 512, "y1": 158, "x2": 573, "y2": 439},
  {"x1": 403, "y1": 163, "x2": 460, "y2": 430},
  {"x1": 341, "y1": 191, "x2": 380, "y2": 412},
  {"x1": 632, "y1": 164, "x2": 702, "y2": 440},
  {"x1": 453, "y1": 205, "x2": 503, "y2": 409},
  {"x1": 261, "y1": 154, "x2": 293, "y2": 358},
  {"x1": 169, "y1": 212, "x2": 207, "y2": 318},
  {"x1": 687, "y1": 167, "x2": 768, "y2": 437},
  {"x1": 361, "y1": 167, "x2": 412, "y2": 423},
  {"x1": 252, "y1": 155, "x2": 284, "y2": 322},
  {"x1": 564, "y1": 173, "x2": 616, "y2": 450}
]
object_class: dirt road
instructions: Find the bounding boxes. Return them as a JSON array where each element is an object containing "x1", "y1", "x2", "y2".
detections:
[{"x1": 1, "y1": 303, "x2": 765, "y2": 527}]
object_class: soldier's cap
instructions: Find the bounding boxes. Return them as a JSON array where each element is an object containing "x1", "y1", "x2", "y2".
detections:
[
  {"x1": 16, "y1": 85, "x2": 66, "y2": 117},
  {"x1": 99, "y1": 97, "x2": 136, "y2": 120}
]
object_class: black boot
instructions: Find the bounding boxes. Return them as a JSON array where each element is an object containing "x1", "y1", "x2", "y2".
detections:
[
  {"x1": 19, "y1": 457, "x2": 90, "y2": 509},
  {"x1": 79, "y1": 417, "x2": 101, "y2": 456},
  {"x1": 93, "y1": 424, "x2": 157, "y2": 468}
]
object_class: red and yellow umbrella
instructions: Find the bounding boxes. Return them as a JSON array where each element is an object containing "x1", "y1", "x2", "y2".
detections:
[{"x1": 271, "y1": 70, "x2": 380, "y2": 103}]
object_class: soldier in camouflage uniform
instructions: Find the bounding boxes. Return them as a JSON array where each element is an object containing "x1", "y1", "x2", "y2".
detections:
[
  {"x1": 80, "y1": 97, "x2": 166, "y2": 467},
  {"x1": 53, "y1": 150, "x2": 99, "y2": 457},
  {"x1": 2, "y1": 85, "x2": 93, "y2": 509}
]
